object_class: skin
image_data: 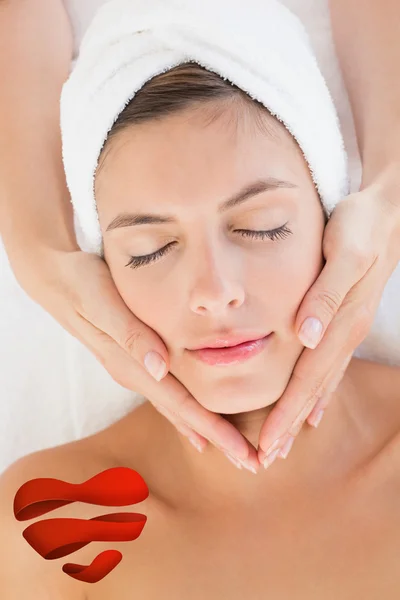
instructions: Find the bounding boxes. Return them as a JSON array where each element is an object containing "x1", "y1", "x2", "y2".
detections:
[
  {"x1": 95, "y1": 99, "x2": 326, "y2": 444},
  {"x1": 258, "y1": 0, "x2": 400, "y2": 459},
  {"x1": 1, "y1": 0, "x2": 399, "y2": 479},
  {"x1": 2, "y1": 356, "x2": 400, "y2": 599},
  {"x1": 2, "y1": 99, "x2": 400, "y2": 599}
]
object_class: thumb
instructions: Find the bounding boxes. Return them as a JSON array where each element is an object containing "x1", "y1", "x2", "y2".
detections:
[
  {"x1": 295, "y1": 252, "x2": 363, "y2": 349},
  {"x1": 82, "y1": 281, "x2": 170, "y2": 382}
]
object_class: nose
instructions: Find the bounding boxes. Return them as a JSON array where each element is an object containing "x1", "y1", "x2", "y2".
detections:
[{"x1": 188, "y1": 245, "x2": 245, "y2": 315}]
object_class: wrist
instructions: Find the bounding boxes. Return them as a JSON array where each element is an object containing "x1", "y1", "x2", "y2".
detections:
[
  {"x1": 2, "y1": 213, "x2": 80, "y2": 271},
  {"x1": 4, "y1": 235, "x2": 81, "y2": 300},
  {"x1": 1, "y1": 184, "x2": 80, "y2": 253}
]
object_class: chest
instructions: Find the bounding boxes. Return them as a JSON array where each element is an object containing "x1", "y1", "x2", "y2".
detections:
[{"x1": 85, "y1": 483, "x2": 400, "y2": 600}]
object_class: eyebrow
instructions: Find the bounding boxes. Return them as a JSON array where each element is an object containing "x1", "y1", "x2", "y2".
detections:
[{"x1": 105, "y1": 177, "x2": 298, "y2": 232}]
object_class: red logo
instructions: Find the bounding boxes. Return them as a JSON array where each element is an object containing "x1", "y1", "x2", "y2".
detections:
[{"x1": 13, "y1": 467, "x2": 149, "y2": 583}]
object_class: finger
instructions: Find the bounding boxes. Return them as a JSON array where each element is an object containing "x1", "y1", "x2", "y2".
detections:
[
  {"x1": 283, "y1": 351, "x2": 353, "y2": 445},
  {"x1": 296, "y1": 248, "x2": 370, "y2": 349},
  {"x1": 75, "y1": 273, "x2": 171, "y2": 382},
  {"x1": 69, "y1": 314, "x2": 255, "y2": 464},
  {"x1": 63, "y1": 313, "x2": 206, "y2": 449},
  {"x1": 154, "y1": 403, "x2": 259, "y2": 473},
  {"x1": 154, "y1": 404, "x2": 207, "y2": 453},
  {"x1": 257, "y1": 285, "x2": 376, "y2": 464},
  {"x1": 147, "y1": 371, "x2": 260, "y2": 470},
  {"x1": 258, "y1": 248, "x2": 386, "y2": 464},
  {"x1": 307, "y1": 352, "x2": 353, "y2": 426},
  {"x1": 259, "y1": 349, "x2": 346, "y2": 467}
]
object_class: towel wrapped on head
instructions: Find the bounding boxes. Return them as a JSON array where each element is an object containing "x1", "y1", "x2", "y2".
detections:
[{"x1": 60, "y1": 0, "x2": 350, "y2": 256}]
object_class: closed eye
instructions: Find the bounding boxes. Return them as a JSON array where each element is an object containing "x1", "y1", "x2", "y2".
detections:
[{"x1": 125, "y1": 223, "x2": 292, "y2": 269}]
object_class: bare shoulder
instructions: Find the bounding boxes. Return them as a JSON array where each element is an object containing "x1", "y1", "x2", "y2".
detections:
[{"x1": 0, "y1": 436, "x2": 113, "y2": 600}]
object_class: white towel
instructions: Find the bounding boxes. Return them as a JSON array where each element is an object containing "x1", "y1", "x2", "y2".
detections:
[
  {"x1": 1, "y1": 0, "x2": 398, "y2": 476},
  {"x1": 60, "y1": 0, "x2": 350, "y2": 256}
]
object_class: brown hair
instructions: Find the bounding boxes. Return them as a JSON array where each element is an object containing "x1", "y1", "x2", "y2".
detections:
[{"x1": 97, "y1": 61, "x2": 279, "y2": 167}]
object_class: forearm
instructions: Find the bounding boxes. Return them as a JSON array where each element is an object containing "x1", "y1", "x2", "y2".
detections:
[
  {"x1": 329, "y1": 0, "x2": 400, "y2": 187},
  {"x1": 0, "y1": 0, "x2": 79, "y2": 265}
]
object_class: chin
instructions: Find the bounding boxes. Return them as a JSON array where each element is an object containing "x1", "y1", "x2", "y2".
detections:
[
  {"x1": 207, "y1": 397, "x2": 280, "y2": 415},
  {"x1": 189, "y1": 383, "x2": 286, "y2": 414},
  {"x1": 172, "y1": 358, "x2": 297, "y2": 413}
]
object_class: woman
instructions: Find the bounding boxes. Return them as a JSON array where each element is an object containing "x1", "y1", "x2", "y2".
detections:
[
  {"x1": 0, "y1": 0, "x2": 399, "y2": 474},
  {"x1": 2, "y1": 33, "x2": 400, "y2": 598}
]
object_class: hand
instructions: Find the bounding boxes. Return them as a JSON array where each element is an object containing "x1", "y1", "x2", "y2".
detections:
[
  {"x1": 11, "y1": 246, "x2": 259, "y2": 472},
  {"x1": 257, "y1": 166, "x2": 400, "y2": 467}
]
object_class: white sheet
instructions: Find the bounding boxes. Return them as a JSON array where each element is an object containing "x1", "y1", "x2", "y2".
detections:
[{"x1": 0, "y1": 0, "x2": 399, "y2": 475}]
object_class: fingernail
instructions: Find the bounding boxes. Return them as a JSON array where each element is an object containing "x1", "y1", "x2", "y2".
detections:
[
  {"x1": 144, "y1": 351, "x2": 167, "y2": 381},
  {"x1": 310, "y1": 409, "x2": 325, "y2": 428},
  {"x1": 263, "y1": 448, "x2": 280, "y2": 469},
  {"x1": 298, "y1": 317, "x2": 323, "y2": 349},
  {"x1": 265, "y1": 438, "x2": 282, "y2": 457},
  {"x1": 259, "y1": 438, "x2": 281, "y2": 464},
  {"x1": 188, "y1": 437, "x2": 204, "y2": 453},
  {"x1": 239, "y1": 461, "x2": 258, "y2": 475},
  {"x1": 291, "y1": 418, "x2": 304, "y2": 437},
  {"x1": 279, "y1": 436, "x2": 295, "y2": 459},
  {"x1": 224, "y1": 452, "x2": 243, "y2": 469}
]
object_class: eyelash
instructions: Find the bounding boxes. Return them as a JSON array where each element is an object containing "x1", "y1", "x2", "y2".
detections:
[{"x1": 125, "y1": 223, "x2": 292, "y2": 269}]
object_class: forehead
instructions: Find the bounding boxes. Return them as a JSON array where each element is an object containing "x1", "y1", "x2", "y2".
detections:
[{"x1": 95, "y1": 102, "x2": 309, "y2": 205}]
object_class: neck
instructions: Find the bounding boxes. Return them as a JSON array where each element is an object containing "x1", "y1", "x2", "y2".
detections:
[
  {"x1": 159, "y1": 367, "x2": 362, "y2": 509},
  {"x1": 222, "y1": 404, "x2": 279, "y2": 449}
]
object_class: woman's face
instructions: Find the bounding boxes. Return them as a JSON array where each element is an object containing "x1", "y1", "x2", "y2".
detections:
[{"x1": 95, "y1": 100, "x2": 325, "y2": 414}]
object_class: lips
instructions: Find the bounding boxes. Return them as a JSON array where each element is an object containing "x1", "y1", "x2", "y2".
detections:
[
  {"x1": 189, "y1": 333, "x2": 270, "y2": 350},
  {"x1": 188, "y1": 334, "x2": 272, "y2": 366}
]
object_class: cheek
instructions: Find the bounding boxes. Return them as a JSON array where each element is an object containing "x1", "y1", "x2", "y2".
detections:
[
  {"x1": 104, "y1": 250, "x2": 171, "y2": 339},
  {"x1": 287, "y1": 230, "x2": 325, "y2": 320},
  {"x1": 257, "y1": 227, "x2": 324, "y2": 331}
]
